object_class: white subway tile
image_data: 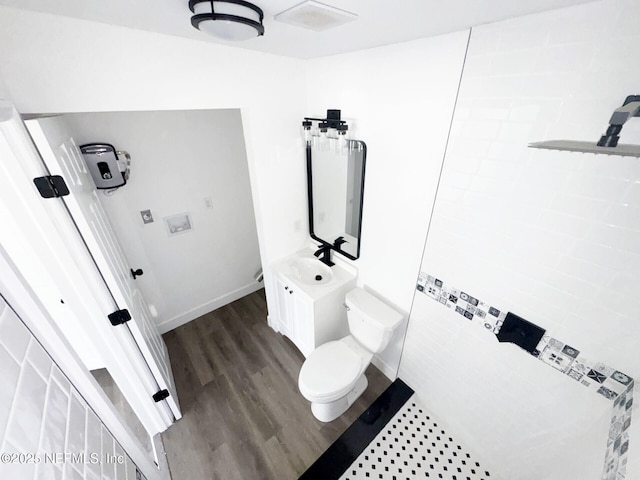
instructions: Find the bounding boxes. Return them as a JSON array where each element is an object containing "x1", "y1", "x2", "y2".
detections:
[
  {"x1": 476, "y1": 158, "x2": 521, "y2": 180},
  {"x1": 446, "y1": 137, "x2": 492, "y2": 158},
  {"x1": 577, "y1": 155, "x2": 640, "y2": 183},
  {"x1": 114, "y1": 444, "x2": 126, "y2": 480},
  {"x1": 563, "y1": 173, "x2": 630, "y2": 202},
  {"x1": 0, "y1": 441, "x2": 36, "y2": 480},
  {"x1": 0, "y1": 296, "x2": 141, "y2": 480},
  {"x1": 65, "y1": 393, "x2": 86, "y2": 458},
  {"x1": 611, "y1": 1, "x2": 640, "y2": 38},
  {"x1": 0, "y1": 308, "x2": 31, "y2": 363},
  {"x1": 551, "y1": 192, "x2": 611, "y2": 219},
  {"x1": 63, "y1": 464, "x2": 84, "y2": 480},
  {"x1": 537, "y1": 44, "x2": 592, "y2": 73},
  {"x1": 606, "y1": 270, "x2": 639, "y2": 298},
  {"x1": 536, "y1": 209, "x2": 593, "y2": 237},
  {"x1": 624, "y1": 181, "x2": 640, "y2": 206},
  {"x1": 547, "y1": 8, "x2": 612, "y2": 44},
  {"x1": 470, "y1": 104, "x2": 511, "y2": 121},
  {"x1": 491, "y1": 49, "x2": 541, "y2": 76},
  {"x1": 571, "y1": 239, "x2": 634, "y2": 272},
  {"x1": 497, "y1": 121, "x2": 534, "y2": 143},
  {"x1": 124, "y1": 456, "x2": 136, "y2": 480},
  {"x1": 448, "y1": 155, "x2": 482, "y2": 175},
  {"x1": 468, "y1": 174, "x2": 507, "y2": 195},
  {"x1": 101, "y1": 426, "x2": 115, "y2": 480},
  {"x1": 461, "y1": 119, "x2": 503, "y2": 140},
  {"x1": 35, "y1": 462, "x2": 63, "y2": 480},
  {"x1": 50, "y1": 365, "x2": 71, "y2": 395},
  {"x1": 26, "y1": 341, "x2": 53, "y2": 381},
  {"x1": 555, "y1": 255, "x2": 617, "y2": 286},
  {"x1": 39, "y1": 379, "x2": 69, "y2": 454},
  {"x1": 499, "y1": 26, "x2": 550, "y2": 51},
  {"x1": 85, "y1": 411, "x2": 102, "y2": 480},
  {"x1": 587, "y1": 224, "x2": 640, "y2": 254},
  {"x1": 5, "y1": 362, "x2": 47, "y2": 452},
  {"x1": 487, "y1": 140, "x2": 526, "y2": 161},
  {"x1": 0, "y1": 344, "x2": 20, "y2": 438}
]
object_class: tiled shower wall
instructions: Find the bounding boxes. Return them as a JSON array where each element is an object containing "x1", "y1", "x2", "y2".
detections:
[
  {"x1": 0, "y1": 296, "x2": 141, "y2": 479},
  {"x1": 399, "y1": 0, "x2": 640, "y2": 478}
]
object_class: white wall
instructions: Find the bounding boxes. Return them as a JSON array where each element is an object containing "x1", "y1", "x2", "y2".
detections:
[
  {"x1": 399, "y1": 0, "x2": 640, "y2": 478},
  {"x1": 62, "y1": 109, "x2": 261, "y2": 332},
  {"x1": 0, "y1": 5, "x2": 309, "y2": 333},
  {"x1": 306, "y1": 31, "x2": 470, "y2": 376}
]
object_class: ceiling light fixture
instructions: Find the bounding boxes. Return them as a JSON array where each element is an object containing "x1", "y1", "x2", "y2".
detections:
[{"x1": 189, "y1": 0, "x2": 265, "y2": 41}]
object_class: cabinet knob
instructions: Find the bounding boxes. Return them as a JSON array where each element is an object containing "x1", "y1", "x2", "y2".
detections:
[
  {"x1": 289, "y1": 290, "x2": 293, "y2": 294},
  {"x1": 284, "y1": 286, "x2": 289, "y2": 290}
]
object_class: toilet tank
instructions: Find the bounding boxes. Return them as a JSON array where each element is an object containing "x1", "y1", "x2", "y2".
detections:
[{"x1": 345, "y1": 288, "x2": 403, "y2": 353}]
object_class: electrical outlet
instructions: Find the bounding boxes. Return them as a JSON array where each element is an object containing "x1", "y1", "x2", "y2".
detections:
[
  {"x1": 140, "y1": 209, "x2": 154, "y2": 224},
  {"x1": 205, "y1": 197, "x2": 213, "y2": 209},
  {"x1": 293, "y1": 219, "x2": 301, "y2": 232}
]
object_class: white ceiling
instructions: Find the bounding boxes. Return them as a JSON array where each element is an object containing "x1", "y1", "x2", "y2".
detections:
[{"x1": 0, "y1": 0, "x2": 599, "y2": 58}]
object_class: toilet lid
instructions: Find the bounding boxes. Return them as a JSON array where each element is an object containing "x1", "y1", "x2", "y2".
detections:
[{"x1": 298, "y1": 341, "x2": 364, "y2": 402}]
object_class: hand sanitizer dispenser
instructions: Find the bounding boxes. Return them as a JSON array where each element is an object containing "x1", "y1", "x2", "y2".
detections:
[{"x1": 80, "y1": 143, "x2": 131, "y2": 190}]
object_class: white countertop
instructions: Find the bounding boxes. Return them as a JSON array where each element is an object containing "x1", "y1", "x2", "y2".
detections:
[{"x1": 272, "y1": 249, "x2": 357, "y2": 300}]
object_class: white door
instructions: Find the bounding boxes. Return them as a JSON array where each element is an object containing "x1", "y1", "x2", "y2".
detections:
[{"x1": 26, "y1": 116, "x2": 182, "y2": 420}]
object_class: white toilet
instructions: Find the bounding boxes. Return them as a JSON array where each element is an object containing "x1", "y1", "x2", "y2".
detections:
[{"x1": 298, "y1": 287, "x2": 403, "y2": 422}]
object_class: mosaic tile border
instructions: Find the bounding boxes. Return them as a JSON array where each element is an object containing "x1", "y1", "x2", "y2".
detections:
[{"x1": 416, "y1": 272, "x2": 634, "y2": 480}]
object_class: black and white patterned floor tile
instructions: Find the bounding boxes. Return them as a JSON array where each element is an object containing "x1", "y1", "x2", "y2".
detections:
[{"x1": 339, "y1": 394, "x2": 494, "y2": 480}]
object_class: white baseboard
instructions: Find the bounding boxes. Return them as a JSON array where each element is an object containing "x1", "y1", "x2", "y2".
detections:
[
  {"x1": 156, "y1": 282, "x2": 264, "y2": 334},
  {"x1": 372, "y1": 355, "x2": 397, "y2": 381}
]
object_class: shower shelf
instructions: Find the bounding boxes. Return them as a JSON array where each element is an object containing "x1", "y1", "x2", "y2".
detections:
[{"x1": 529, "y1": 140, "x2": 640, "y2": 157}]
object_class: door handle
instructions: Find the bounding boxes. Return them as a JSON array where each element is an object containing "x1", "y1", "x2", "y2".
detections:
[{"x1": 130, "y1": 268, "x2": 144, "y2": 280}]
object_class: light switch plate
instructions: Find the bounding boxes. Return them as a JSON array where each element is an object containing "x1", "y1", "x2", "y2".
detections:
[{"x1": 140, "y1": 210, "x2": 154, "y2": 224}]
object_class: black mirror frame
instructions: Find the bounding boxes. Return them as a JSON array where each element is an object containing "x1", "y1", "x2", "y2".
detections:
[{"x1": 306, "y1": 141, "x2": 367, "y2": 261}]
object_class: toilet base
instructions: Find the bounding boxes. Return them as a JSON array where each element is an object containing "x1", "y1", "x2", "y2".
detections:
[{"x1": 310, "y1": 374, "x2": 368, "y2": 422}]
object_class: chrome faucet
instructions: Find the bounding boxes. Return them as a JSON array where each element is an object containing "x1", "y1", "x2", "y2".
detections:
[{"x1": 314, "y1": 244, "x2": 334, "y2": 267}]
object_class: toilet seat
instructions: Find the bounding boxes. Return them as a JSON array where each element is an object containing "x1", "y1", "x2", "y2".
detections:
[{"x1": 298, "y1": 339, "x2": 366, "y2": 403}]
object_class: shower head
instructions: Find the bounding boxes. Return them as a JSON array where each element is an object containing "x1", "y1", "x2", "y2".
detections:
[
  {"x1": 528, "y1": 139, "x2": 640, "y2": 157},
  {"x1": 529, "y1": 95, "x2": 640, "y2": 157}
]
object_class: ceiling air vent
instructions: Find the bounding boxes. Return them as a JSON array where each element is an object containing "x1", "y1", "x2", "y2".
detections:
[{"x1": 274, "y1": 0, "x2": 357, "y2": 32}]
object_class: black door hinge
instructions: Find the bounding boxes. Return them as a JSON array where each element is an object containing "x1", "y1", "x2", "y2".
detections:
[
  {"x1": 108, "y1": 309, "x2": 131, "y2": 326},
  {"x1": 33, "y1": 175, "x2": 70, "y2": 198},
  {"x1": 153, "y1": 389, "x2": 170, "y2": 402}
]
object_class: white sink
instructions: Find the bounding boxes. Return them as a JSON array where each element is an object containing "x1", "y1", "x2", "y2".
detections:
[{"x1": 290, "y1": 257, "x2": 334, "y2": 286}]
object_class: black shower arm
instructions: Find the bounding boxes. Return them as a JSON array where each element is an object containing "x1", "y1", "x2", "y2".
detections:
[
  {"x1": 608, "y1": 97, "x2": 640, "y2": 127},
  {"x1": 597, "y1": 95, "x2": 640, "y2": 147}
]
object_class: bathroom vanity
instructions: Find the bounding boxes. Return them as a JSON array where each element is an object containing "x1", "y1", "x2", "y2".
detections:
[{"x1": 271, "y1": 250, "x2": 356, "y2": 357}]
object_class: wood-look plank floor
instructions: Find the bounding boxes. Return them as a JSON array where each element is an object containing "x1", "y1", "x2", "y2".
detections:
[{"x1": 161, "y1": 289, "x2": 391, "y2": 480}]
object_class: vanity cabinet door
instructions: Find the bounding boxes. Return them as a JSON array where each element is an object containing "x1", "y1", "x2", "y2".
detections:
[
  {"x1": 273, "y1": 272, "x2": 315, "y2": 357},
  {"x1": 290, "y1": 292, "x2": 314, "y2": 357},
  {"x1": 274, "y1": 274, "x2": 294, "y2": 337}
]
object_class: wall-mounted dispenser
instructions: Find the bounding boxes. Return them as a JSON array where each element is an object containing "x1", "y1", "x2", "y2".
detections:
[{"x1": 80, "y1": 143, "x2": 131, "y2": 190}]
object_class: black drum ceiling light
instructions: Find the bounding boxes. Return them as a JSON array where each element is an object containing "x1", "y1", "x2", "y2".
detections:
[{"x1": 189, "y1": 0, "x2": 265, "y2": 41}]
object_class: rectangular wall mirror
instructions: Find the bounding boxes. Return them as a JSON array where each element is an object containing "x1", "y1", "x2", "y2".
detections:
[{"x1": 307, "y1": 140, "x2": 366, "y2": 260}]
